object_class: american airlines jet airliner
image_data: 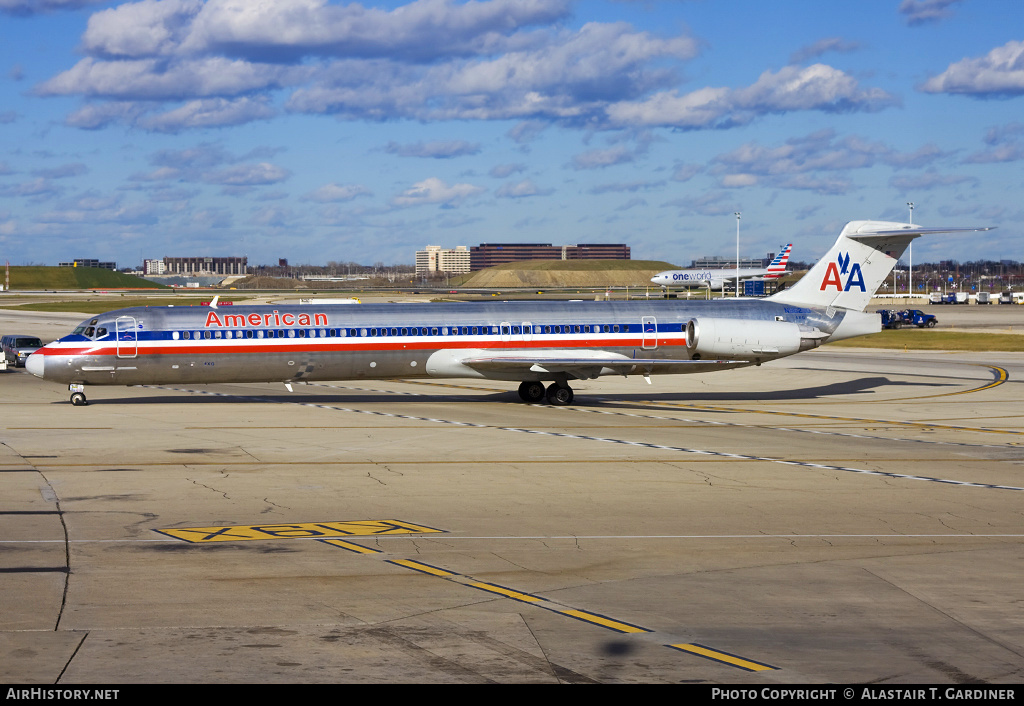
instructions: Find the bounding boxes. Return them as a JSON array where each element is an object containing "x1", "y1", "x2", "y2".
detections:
[{"x1": 27, "y1": 221, "x2": 988, "y2": 406}]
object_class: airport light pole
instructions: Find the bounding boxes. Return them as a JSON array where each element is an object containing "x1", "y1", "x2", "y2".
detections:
[
  {"x1": 907, "y1": 202, "x2": 914, "y2": 299},
  {"x1": 735, "y1": 211, "x2": 741, "y2": 298}
]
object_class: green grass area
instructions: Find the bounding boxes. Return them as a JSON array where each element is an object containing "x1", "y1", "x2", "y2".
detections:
[
  {"x1": 825, "y1": 329, "x2": 1023, "y2": 351},
  {"x1": 486, "y1": 259, "x2": 679, "y2": 272},
  {"x1": 1, "y1": 297, "x2": 252, "y2": 315},
  {"x1": 6, "y1": 266, "x2": 166, "y2": 290}
]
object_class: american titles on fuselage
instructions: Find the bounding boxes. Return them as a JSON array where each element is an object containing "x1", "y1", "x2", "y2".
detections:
[{"x1": 205, "y1": 310, "x2": 327, "y2": 328}]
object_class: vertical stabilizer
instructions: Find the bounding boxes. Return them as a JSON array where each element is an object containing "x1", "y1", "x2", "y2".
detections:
[
  {"x1": 764, "y1": 243, "x2": 792, "y2": 278},
  {"x1": 770, "y1": 221, "x2": 992, "y2": 311}
]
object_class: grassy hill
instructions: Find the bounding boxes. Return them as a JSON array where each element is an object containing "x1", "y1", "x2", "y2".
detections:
[
  {"x1": 5, "y1": 266, "x2": 166, "y2": 290},
  {"x1": 456, "y1": 259, "x2": 680, "y2": 288}
]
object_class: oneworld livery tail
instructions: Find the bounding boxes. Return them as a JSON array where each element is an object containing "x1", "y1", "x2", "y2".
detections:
[
  {"x1": 763, "y1": 243, "x2": 792, "y2": 279},
  {"x1": 770, "y1": 221, "x2": 993, "y2": 312}
]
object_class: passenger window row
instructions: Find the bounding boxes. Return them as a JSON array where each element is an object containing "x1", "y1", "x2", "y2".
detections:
[{"x1": 169, "y1": 323, "x2": 640, "y2": 341}]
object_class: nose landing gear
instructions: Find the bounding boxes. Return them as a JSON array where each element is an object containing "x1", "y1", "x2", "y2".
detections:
[{"x1": 69, "y1": 384, "x2": 88, "y2": 406}]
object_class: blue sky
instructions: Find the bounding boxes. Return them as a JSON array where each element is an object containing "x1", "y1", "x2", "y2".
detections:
[{"x1": 1, "y1": 0, "x2": 1022, "y2": 269}]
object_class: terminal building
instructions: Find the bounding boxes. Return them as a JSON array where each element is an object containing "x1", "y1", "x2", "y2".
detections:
[
  {"x1": 415, "y1": 245, "x2": 471, "y2": 277},
  {"x1": 58, "y1": 259, "x2": 116, "y2": 270},
  {"x1": 159, "y1": 256, "x2": 248, "y2": 276},
  {"x1": 692, "y1": 253, "x2": 776, "y2": 269},
  {"x1": 469, "y1": 243, "x2": 630, "y2": 271}
]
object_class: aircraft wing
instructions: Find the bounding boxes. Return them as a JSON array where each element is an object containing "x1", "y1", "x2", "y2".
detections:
[{"x1": 459, "y1": 355, "x2": 749, "y2": 378}]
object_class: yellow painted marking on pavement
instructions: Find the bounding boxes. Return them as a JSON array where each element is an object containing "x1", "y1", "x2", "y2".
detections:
[
  {"x1": 319, "y1": 539, "x2": 381, "y2": 554},
  {"x1": 673, "y1": 391, "x2": 1022, "y2": 436},
  {"x1": 668, "y1": 643, "x2": 778, "y2": 672},
  {"x1": 560, "y1": 609, "x2": 650, "y2": 634},
  {"x1": 469, "y1": 582, "x2": 544, "y2": 603},
  {"x1": 155, "y1": 519, "x2": 444, "y2": 543},
  {"x1": 389, "y1": 559, "x2": 456, "y2": 577},
  {"x1": 317, "y1": 535, "x2": 774, "y2": 671},
  {"x1": 897, "y1": 365, "x2": 1009, "y2": 400}
]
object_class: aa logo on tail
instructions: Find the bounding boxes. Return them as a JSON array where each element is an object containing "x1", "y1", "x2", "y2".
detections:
[{"x1": 820, "y1": 252, "x2": 866, "y2": 292}]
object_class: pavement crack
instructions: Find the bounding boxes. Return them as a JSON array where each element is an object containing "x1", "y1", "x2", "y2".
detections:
[
  {"x1": 188, "y1": 478, "x2": 230, "y2": 499},
  {"x1": 6, "y1": 440, "x2": 74, "y2": 634},
  {"x1": 55, "y1": 632, "x2": 89, "y2": 685}
]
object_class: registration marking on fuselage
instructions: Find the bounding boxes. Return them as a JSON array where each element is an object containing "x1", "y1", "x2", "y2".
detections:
[{"x1": 155, "y1": 519, "x2": 444, "y2": 543}]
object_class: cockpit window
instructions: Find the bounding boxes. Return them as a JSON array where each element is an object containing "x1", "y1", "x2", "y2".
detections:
[
  {"x1": 84, "y1": 327, "x2": 95, "y2": 337},
  {"x1": 96, "y1": 328, "x2": 107, "y2": 338}
]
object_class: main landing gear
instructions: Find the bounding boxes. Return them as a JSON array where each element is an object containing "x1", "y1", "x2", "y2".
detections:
[
  {"x1": 517, "y1": 380, "x2": 574, "y2": 406},
  {"x1": 69, "y1": 384, "x2": 88, "y2": 406}
]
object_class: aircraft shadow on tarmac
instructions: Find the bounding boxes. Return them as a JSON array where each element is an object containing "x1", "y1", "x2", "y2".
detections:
[
  {"x1": 74, "y1": 375, "x2": 946, "y2": 406},
  {"x1": 587, "y1": 375, "x2": 949, "y2": 404}
]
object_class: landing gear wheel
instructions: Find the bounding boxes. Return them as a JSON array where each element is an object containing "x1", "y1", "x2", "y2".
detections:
[
  {"x1": 518, "y1": 380, "x2": 546, "y2": 403},
  {"x1": 545, "y1": 383, "x2": 574, "y2": 406},
  {"x1": 70, "y1": 392, "x2": 88, "y2": 406}
]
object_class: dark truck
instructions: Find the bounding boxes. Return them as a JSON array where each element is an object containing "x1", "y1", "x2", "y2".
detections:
[{"x1": 878, "y1": 309, "x2": 937, "y2": 329}]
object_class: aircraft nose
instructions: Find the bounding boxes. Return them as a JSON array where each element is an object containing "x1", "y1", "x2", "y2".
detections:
[{"x1": 25, "y1": 352, "x2": 45, "y2": 378}]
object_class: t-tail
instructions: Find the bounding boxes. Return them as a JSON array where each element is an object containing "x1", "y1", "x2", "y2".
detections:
[
  {"x1": 764, "y1": 243, "x2": 792, "y2": 278},
  {"x1": 769, "y1": 221, "x2": 993, "y2": 312}
]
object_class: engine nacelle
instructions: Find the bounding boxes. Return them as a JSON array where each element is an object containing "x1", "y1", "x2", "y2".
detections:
[{"x1": 686, "y1": 318, "x2": 808, "y2": 360}]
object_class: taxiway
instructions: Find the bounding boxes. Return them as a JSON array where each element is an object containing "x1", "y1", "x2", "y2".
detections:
[{"x1": 1, "y1": 307, "x2": 1022, "y2": 683}]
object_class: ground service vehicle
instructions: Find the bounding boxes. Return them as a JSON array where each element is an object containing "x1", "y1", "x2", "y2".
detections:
[
  {"x1": 900, "y1": 309, "x2": 938, "y2": 328},
  {"x1": 878, "y1": 310, "x2": 904, "y2": 329}
]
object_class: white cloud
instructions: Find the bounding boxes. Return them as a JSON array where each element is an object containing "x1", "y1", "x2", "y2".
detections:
[
  {"x1": 201, "y1": 162, "x2": 290, "y2": 186},
  {"x1": 605, "y1": 64, "x2": 896, "y2": 130},
  {"x1": 789, "y1": 37, "x2": 861, "y2": 65},
  {"x1": 137, "y1": 97, "x2": 276, "y2": 132},
  {"x1": 489, "y1": 163, "x2": 526, "y2": 178},
  {"x1": 38, "y1": 56, "x2": 304, "y2": 100},
  {"x1": 920, "y1": 40, "x2": 1024, "y2": 97},
  {"x1": 0, "y1": 0, "x2": 105, "y2": 17},
  {"x1": 708, "y1": 130, "x2": 944, "y2": 195},
  {"x1": 495, "y1": 179, "x2": 552, "y2": 198},
  {"x1": 39, "y1": 1, "x2": 899, "y2": 137},
  {"x1": 302, "y1": 183, "x2": 373, "y2": 202},
  {"x1": 81, "y1": 0, "x2": 571, "y2": 61},
  {"x1": 898, "y1": 0, "x2": 962, "y2": 27},
  {"x1": 391, "y1": 176, "x2": 484, "y2": 207},
  {"x1": 570, "y1": 146, "x2": 634, "y2": 170},
  {"x1": 384, "y1": 140, "x2": 481, "y2": 158},
  {"x1": 81, "y1": 0, "x2": 203, "y2": 58}
]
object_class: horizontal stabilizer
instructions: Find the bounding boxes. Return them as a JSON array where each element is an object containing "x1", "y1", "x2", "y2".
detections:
[{"x1": 848, "y1": 226, "x2": 995, "y2": 239}]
